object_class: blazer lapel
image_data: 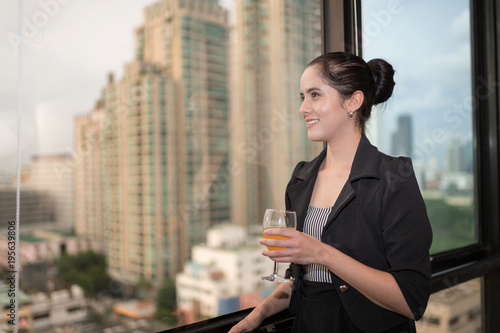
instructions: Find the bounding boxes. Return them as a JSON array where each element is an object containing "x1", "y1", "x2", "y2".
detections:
[
  {"x1": 323, "y1": 134, "x2": 379, "y2": 231},
  {"x1": 286, "y1": 148, "x2": 326, "y2": 232},
  {"x1": 287, "y1": 175, "x2": 317, "y2": 232},
  {"x1": 324, "y1": 181, "x2": 356, "y2": 231},
  {"x1": 286, "y1": 135, "x2": 380, "y2": 232}
]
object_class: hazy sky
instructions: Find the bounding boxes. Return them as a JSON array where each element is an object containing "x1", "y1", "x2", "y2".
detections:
[
  {"x1": 0, "y1": 0, "x2": 472, "y2": 174},
  {"x1": 362, "y1": 0, "x2": 472, "y2": 163},
  {"x1": 0, "y1": 0, "x2": 159, "y2": 172}
]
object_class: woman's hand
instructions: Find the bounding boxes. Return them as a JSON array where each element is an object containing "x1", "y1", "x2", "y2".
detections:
[
  {"x1": 262, "y1": 229, "x2": 415, "y2": 319},
  {"x1": 228, "y1": 283, "x2": 292, "y2": 333},
  {"x1": 227, "y1": 310, "x2": 263, "y2": 333},
  {"x1": 260, "y1": 228, "x2": 326, "y2": 266}
]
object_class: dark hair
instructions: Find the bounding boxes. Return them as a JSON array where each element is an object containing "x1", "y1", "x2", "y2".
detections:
[{"x1": 307, "y1": 52, "x2": 395, "y2": 133}]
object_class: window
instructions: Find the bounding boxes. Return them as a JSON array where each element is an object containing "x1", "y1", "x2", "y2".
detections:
[
  {"x1": 363, "y1": 0, "x2": 476, "y2": 255},
  {"x1": 4, "y1": 0, "x2": 500, "y2": 332},
  {"x1": 359, "y1": 0, "x2": 500, "y2": 332}
]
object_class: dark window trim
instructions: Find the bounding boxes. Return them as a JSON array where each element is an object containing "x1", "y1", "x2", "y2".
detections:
[{"x1": 426, "y1": 0, "x2": 500, "y2": 288}]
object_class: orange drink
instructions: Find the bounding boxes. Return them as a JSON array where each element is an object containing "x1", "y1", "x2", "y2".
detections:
[
  {"x1": 261, "y1": 209, "x2": 296, "y2": 282},
  {"x1": 263, "y1": 228, "x2": 291, "y2": 250}
]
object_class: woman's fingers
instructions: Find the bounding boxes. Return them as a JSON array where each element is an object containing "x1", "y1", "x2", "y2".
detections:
[
  {"x1": 260, "y1": 229, "x2": 325, "y2": 265},
  {"x1": 260, "y1": 228, "x2": 297, "y2": 248}
]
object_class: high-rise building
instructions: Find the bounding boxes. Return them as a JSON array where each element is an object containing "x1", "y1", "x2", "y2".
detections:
[
  {"x1": 26, "y1": 153, "x2": 74, "y2": 230},
  {"x1": 391, "y1": 114, "x2": 413, "y2": 158},
  {"x1": 447, "y1": 138, "x2": 466, "y2": 173},
  {"x1": 75, "y1": 0, "x2": 230, "y2": 287},
  {"x1": 229, "y1": 0, "x2": 323, "y2": 227},
  {"x1": 74, "y1": 101, "x2": 105, "y2": 242},
  {"x1": 0, "y1": 189, "x2": 52, "y2": 226}
]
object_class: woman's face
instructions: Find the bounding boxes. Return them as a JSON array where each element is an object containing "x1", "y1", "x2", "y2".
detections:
[{"x1": 299, "y1": 65, "x2": 353, "y2": 143}]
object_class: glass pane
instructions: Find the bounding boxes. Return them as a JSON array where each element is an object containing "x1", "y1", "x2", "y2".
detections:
[
  {"x1": 1, "y1": 0, "x2": 322, "y2": 331},
  {"x1": 362, "y1": 0, "x2": 476, "y2": 254},
  {"x1": 417, "y1": 278, "x2": 482, "y2": 333}
]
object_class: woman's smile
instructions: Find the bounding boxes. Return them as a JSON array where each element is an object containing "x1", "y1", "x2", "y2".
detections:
[{"x1": 305, "y1": 118, "x2": 319, "y2": 128}]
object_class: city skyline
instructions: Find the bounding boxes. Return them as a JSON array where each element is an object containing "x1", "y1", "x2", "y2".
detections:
[
  {"x1": 0, "y1": 1, "x2": 473, "y2": 175},
  {"x1": 363, "y1": 0, "x2": 473, "y2": 167},
  {"x1": 73, "y1": 0, "x2": 325, "y2": 288},
  {"x1": 0, "y1": 1, "x2": 480, "y2": 331}
]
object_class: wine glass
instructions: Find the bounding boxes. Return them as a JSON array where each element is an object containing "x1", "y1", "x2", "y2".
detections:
[{"x1": 261, "y1": 209, "x2": 297, "y2": 282}]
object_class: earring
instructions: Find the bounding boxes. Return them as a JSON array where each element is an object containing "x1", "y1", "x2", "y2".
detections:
[{"x1": 348, "y1": 111, "x2": 354, "y2": 118}]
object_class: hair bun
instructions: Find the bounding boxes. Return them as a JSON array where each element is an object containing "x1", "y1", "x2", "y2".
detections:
[{"x1": 367, "y1": 59, "x2": 395, "y2": 105}]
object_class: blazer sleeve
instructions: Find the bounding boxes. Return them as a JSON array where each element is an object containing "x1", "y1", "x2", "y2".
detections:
[{"x1": 380, "y1": 156, "x2": 433, "y2": 320}]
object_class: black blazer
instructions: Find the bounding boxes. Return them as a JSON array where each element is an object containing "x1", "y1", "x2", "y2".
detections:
[{"x1": 285, "y1": 134, "x2": 432, "y2": 332}]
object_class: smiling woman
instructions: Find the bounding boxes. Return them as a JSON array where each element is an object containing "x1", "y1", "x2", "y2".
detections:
[
  {"x1": 5, "y1": 0, "x2": 500, "y2": 332},
  {"x1": 229, "y1": 51, "x2": 432, "y2": 333}
]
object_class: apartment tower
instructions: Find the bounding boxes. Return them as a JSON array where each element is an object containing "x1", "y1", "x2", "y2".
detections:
[
  {"x1": 75, "y1": 102, "x2": 105, "y2": 242},
  {"x1": 75, "y1": 0, "x2": 229, "y2": 287}
]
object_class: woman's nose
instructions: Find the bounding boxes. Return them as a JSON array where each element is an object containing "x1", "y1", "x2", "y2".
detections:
[{"x1": 299, "y1": 100, "x2": 310, "y2": 115}]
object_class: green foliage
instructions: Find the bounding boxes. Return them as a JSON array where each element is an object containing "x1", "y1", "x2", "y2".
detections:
[
  {"x1": 155, "y1": 278, "x2": 177, "y2": 326},
  {"x1": 425, "y1": 198, "x2": 476, "y2": 254},
  {"x1": 56, "y1": 250, "x2": 111, "y2": 296}
]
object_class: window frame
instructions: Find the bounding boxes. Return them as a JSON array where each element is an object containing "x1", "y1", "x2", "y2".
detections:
[{"x1": 348, "y1": 0, "x2": 500, "y2": 332}]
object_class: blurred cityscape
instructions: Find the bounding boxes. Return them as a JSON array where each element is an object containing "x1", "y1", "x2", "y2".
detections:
[{"x1": 0, "y1": 0, "x2": 477, "y2": 332}]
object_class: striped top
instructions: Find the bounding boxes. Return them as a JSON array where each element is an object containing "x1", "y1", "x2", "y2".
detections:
[{"x1": 303, "y1": 205, "x2": 334, "y2": 283}]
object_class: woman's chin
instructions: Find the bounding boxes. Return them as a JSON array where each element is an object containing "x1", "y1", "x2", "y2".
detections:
[{"x1": 307, "y1": 133, "x2": 325, "y2": 142}]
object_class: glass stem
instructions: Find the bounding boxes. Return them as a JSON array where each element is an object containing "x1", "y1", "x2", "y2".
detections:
[{"x1": 273, "y1": 261, "x2": 279, "y2": 276}]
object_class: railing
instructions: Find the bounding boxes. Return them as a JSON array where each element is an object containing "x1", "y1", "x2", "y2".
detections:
[{"x1": 158, "y1": 254, "x2": 500, "y2": 333}]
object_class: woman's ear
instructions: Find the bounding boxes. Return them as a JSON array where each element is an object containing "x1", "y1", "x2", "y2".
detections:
[{"x1": 346, "y1": 90, "x2": 364, "y2": 112}]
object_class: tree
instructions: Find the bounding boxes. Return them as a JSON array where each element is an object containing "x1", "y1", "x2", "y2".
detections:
[
  {"x1": 155, "y1": 278, "x2": 177, "y2": 326},
  {"x1": 56, "y1": 250, "x2": 112, "y2": 296},
  {"x1": 425, "y1": 198, "x2": 475, "y2": 254}
]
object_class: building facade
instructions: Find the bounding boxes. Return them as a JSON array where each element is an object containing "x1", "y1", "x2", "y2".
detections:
[
  {"x1": 0, "y1": 189, "x2": 52, "y2": 226},
  {"x1": 74, "y1": 102, "x2": 106, "y2": 243},
  {"x1": 75, "y1": 0, "x2": 230, "y2": 287},
  {"x1": 176, "y1": 224, "x2": 275, "y2": 324},
  {"x1": 26, "y1": 154, "x2": 74, "y2": 231},
  {"x1": 30, "y1": 285, "x2": 88, "y2": 332},
  {"x1": 229, "y1": 0, "x2": 323, "y2": 227},
  {"x1": 416, "y1": 279, "x2": 481, "y2": 333}
]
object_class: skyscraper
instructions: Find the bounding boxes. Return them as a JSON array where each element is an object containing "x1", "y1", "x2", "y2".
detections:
[
  {"x1": 75, "y1": 101, "x2": 105, "y2": 243},
  {"x1": 75, "y1": 0, "x2": 229, "y2": 287},
  {"x1": 391, "y1": 114, "x2": 413, "y2": 157},
  {"x1": 229, "y1": 0, "x2": 323, "y2": 227},
  {"x1": 447, "y1": 138, "x2": 467, "y2": 173},
  {"x1": 27, "y1": 154, "x2": 74, "y2": 230}
]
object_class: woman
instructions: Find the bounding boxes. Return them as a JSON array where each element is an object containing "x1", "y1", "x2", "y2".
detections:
[{"x1": 229, "y1": 52, "x2": 432, "y2": 333}]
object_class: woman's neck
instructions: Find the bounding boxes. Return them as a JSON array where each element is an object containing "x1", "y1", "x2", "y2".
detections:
[{"x1": 323, "y1": 131, "x2": 362, "y2": 171}]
